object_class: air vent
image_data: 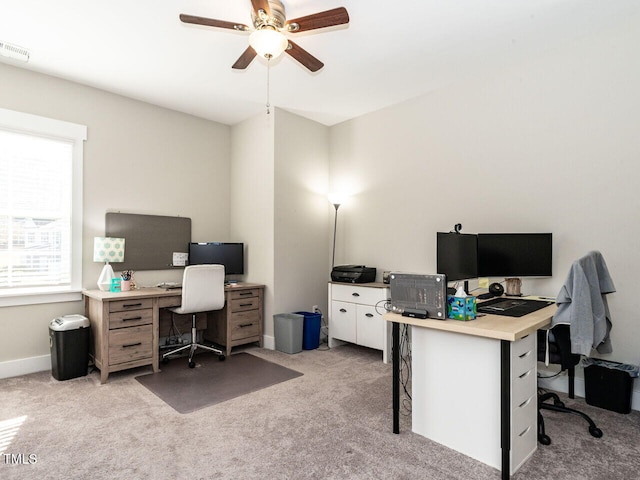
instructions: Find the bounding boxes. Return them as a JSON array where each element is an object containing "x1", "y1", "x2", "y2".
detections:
[{"x1": 0, "y1": 41, "x2": 30, "y2": 62}]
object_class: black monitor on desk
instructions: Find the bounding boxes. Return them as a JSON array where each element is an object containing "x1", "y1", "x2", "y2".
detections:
[
  {"x1": 477, "y1": 233, "x2": 552, "y2": 278},
  {"x1": 188, "y1": 242, "x2": 244, "y2": 275},
  {"x1": 437, "y1": 232, "x2": 478, "y2": 294}
]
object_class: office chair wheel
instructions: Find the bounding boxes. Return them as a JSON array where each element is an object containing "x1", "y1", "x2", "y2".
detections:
[
  {"x1": 218, "y1": 354, "x2": 226, "y2": 362},
  {"x1": 188, "y1": 360, "x2": 196, "y2": 368},
  {"x1": 539, "y1": 434, "x2": 551, "y2": 446},
  {"x1": 589, "y1": 426, "x2": 603, "y2": 438},
  {"x1": 162, "y1": 357, "x2": 169, "y2": 364}
]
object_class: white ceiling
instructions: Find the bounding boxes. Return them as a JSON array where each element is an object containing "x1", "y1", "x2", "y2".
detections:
[{"x1": 1, "y1": 1, "x2": 638, "y2": 126}]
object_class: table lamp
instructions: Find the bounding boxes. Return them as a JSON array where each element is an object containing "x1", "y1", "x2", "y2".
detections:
[{"x1": 93, "y1": 237, "x2": 125, "y2": 291}]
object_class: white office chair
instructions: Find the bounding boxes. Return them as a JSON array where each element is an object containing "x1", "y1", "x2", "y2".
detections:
[{"x1": 162, "y1": 264, "x2": 226, "y2": 368}]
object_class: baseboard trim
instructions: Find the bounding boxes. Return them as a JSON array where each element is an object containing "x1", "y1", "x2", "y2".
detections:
[
  {"x1": 538, "y1": 366, "x2": 640, "y2": 412},
  {"x1": 0, "y1": 355, "x2": 51, "y2": 380},
  {"x1": 263, "y1": 335, "x2": 275, "y2": 351}
]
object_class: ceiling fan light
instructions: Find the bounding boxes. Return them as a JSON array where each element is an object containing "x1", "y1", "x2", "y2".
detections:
[{"x1": 249, "y1": 28, "x2": 288, "y2": 59}]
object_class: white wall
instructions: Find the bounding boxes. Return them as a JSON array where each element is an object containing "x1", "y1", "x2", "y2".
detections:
[
  {"x1": 230, "y1": 109, "x2": 330, "y2": 342},
  {"x1": 329, "y1": 15, "x2": 640, "y2": 366},
  {"x1": 230, "y1": 113, "x2": 275, "y2": 338},
  {"x1": 273, "y1": 109, "x2": 330, "y2": 318},
  {"x1": 0, "y1": 63, "x2": 230, "y2": 376}
]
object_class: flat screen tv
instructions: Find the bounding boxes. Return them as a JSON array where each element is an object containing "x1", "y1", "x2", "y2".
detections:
[
  {"x1": 436, "y1": 232, "x2": 478, "y2": 282},
  {"x1": 188, "y1": 242, "x2": 244, "y2": 275},
  {"x1": 477, "y1": 233, "x2": 552, "y2": 278}
]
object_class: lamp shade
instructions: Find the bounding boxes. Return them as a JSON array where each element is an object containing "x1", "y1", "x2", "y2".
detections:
[
  {"x1": 93, "y1": 237, "x2": 125, "y2": 263},
  {"x1": 249, "y1": 28, "x2": 288, "y2": 59}
]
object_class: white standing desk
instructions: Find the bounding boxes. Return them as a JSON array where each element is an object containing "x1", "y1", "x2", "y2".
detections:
[{"x1": 384, "y1": 303, "x2": 554, "y2": 479}]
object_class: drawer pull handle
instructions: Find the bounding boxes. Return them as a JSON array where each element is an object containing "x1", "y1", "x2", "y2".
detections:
[
  {"x1": 519, "y1": 426, "x2": 531, "y2": 437},
  {"x1": 365, "y1": 313, "x2": 374, "y2": 318},
  {"x1": 239, "y1": 292, "x2": 252, "y2": 296},
  {"x1": 351, "y1": 292, "x2": 360, "y2": 297},
  {"x1": 123, "y1": 316, "x2": 142, "y2": 321},
  {"x1": 521, "y1": 334, "x2": 529, "y2": 340},
  {"x1": 519, "y1": 351, "x2": 531, "y2": 359},
  {"x1": 519, "y1": 370, "x2": 531, "y2": 380},
  {"x1": 122, "y1": 303, "x2": 143, "y2": 308},
  {"x1": 339, "y1": 308, "x2": 347, "y2": 313},
  {"x1": 239, "y1": 303, "x2": 253, "y2": 307},
  {"x1": 122, "y1": 342, "x2": 142, "y2": 349},
  {"x1": 239, "y1": 323, "x2": 253, "y2": 328}
]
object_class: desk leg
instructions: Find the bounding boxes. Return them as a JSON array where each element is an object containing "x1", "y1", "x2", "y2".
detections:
[
  {"x1": 392, "y1": 321, "x2": 400, "y2": 434},
  {"x1": 500, "y1": 339, "x2": 510, "y2": 480}
]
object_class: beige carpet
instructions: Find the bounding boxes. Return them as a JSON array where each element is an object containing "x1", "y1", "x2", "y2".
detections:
[
  {"x1": 1, "y1": 344, "x2": 639, "y2": 480},
  {"x1": 135, "y1": 352, "x2": 302, "y2": 413}
]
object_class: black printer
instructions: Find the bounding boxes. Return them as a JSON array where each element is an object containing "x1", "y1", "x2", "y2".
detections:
[{"x1": 331, "y1": 265, "x2": 376, "y2": 283}]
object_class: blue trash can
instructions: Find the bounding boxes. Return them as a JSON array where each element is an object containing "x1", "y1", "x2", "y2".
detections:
[{"x1": 295, "y1": 311, "x2": 322, "y2": 350}]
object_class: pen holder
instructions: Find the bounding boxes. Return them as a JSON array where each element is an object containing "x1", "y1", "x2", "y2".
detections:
[
  {"x1": 110, "y1": 278, "x2": 121, "y2": 293},
  {"x1": 120, "y1": 280, "x2": 131, "y2": 292}
]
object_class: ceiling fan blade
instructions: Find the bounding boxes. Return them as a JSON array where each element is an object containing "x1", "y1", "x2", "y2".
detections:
[
  {"x1": 180, "y1": 14, "x2": 250, "y2": 31},
  {"x1": 232, "y1": 46, "x2": 257, "y2": 70},
  {"x1": 285, "y1": 41, "x2": 324, "y2": 72},
  {"x1": 251, "y1": 0, "x2": 271, "y2": 17},
  {"x1": 285, "y1": 7, "x2": 349, "y2": 33}
]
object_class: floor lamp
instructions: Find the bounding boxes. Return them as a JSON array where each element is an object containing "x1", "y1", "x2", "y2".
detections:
[{"x1": 328, "y1": 194, "x2": 345, "y2": 269}]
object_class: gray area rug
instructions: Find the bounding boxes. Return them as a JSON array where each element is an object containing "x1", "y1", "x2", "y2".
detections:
[{"x1": 135, "y1": 352, "x2": 302, "y2": 413}]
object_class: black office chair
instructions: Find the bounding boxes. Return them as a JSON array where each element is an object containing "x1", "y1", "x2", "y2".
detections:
[{"x1": 537, "y1": 325, "x2": 603, "y2": 445}]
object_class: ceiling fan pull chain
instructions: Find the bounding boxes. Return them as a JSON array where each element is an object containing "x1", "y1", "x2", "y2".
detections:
[{"x1": 266, "y1": 55, "x2": 271, "y2": 115}]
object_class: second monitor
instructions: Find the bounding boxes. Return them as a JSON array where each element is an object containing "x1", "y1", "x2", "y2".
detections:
[{"x1": 188, "y1": 242, "x2": 244, "y2": 275}]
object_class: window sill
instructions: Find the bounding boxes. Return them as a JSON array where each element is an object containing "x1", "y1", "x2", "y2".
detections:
[{"x1": 0, "y1": 289, "x2": 83, "y2": 307}]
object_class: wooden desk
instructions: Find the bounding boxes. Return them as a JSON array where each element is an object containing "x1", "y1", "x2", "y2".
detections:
[
  {"x1": 83, "y1": 283, "x2": 264, "y2": 384},
  {"x1": 384, "y1": 302, "x2": 554, "y2": 479}
]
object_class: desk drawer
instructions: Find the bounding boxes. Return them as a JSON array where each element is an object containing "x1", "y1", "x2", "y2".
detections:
[
  {"x1": 109, "y1": 298, "x2": 153, "y2": 313},
  {"x1": 109, "y1": 309, "x2": 153, "y2": 329},
  {"x1": 229, "y1": 296, "x2": 260, "y2": 312},
  {"x1": 158, "y1": 295, "x2": 181, "y2": 309},
  {"x1": 331, "y1": 284, "x2": 387, "y2": 306},
  {"x1": 230, "y1": 310, "x2": 261, "y2": 340},
  {"x1": 512, "y1": 333, "x2": 535, "y2": 358},
  {"x1": 228, "y1": 288, "x2": 260, "y2": 302},
  {"x1": 108, "y1": 325, "x2": 152, "y2": 365}
]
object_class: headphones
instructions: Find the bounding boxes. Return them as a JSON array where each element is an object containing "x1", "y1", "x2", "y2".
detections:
[{"x1": 488, "y1": 282, "x2": 505, "y2": 297}]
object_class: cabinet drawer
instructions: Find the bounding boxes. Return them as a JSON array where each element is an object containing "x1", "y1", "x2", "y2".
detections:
[
  {"x1": 228, "y1": 288, "x2": 261, "y2": 302},
  {"x1": 108, "y1": 325, "x2": 152, "y2": 365},
  {"x1": 109, "y1": 309, "x2": 153, "y2": 329},
  {"x1": 512, "y1": 393, "x2": 536, "y2": 438},
  {"x1": 331, "y1": 284, "x2": 388, "y2": 306},
  {"x1": 230, "y1": 310, "x2": 261, "y2": 340},
  {"x1": 512, "y1": 333, "x2": 535, "y2": 359},
  {"x1": 512, "y1": 367, "x2": 536, "y2": 407},
  {"x1": 229, "y1": 296, "x2": 260, "y2": 312},
  {"x1": 109, "y1": 298, "x2": 153, "y2": 313},
  {"x1": 511, "y1": 416, "x2": 537, "y2": 473}
]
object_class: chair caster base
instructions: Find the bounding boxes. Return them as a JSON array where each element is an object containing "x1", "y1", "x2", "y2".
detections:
[
  {"x1": 590, "y1": 426, "x2": 603, "y2": 438},
  {"x1": 538, "y1": 434, "x2": 551, "y2": 446},
  {"x1": 189, "y1": 360, "x2": 196, "y2": 368},
  {"x1": 219, "y1": 354, "x2": 226, "y2": 362}
]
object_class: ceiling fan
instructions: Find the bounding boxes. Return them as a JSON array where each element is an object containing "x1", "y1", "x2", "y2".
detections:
[{"x1": 180, "y1": 0, "x2": 349, "y2": 72}]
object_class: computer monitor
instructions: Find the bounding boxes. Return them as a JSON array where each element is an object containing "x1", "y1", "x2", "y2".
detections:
[
  {"x1": 477, "y1": 233, "x2": 552, "y2": 278},
  {"x1": 188, "y1": 242, "x2": 244, "y2": 275},
  {"x1": 436, "y1": 232, "x2": 478, "y2": 282}
]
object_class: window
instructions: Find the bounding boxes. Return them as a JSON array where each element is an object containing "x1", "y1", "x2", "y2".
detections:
[{"x1": 0, "y1": 108, "x2": 86, "y2": 306}]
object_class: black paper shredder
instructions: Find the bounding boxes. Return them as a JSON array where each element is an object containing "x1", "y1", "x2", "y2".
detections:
[{"x1": 49, "y1": 314, "x2": 90, "y2": 381}]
